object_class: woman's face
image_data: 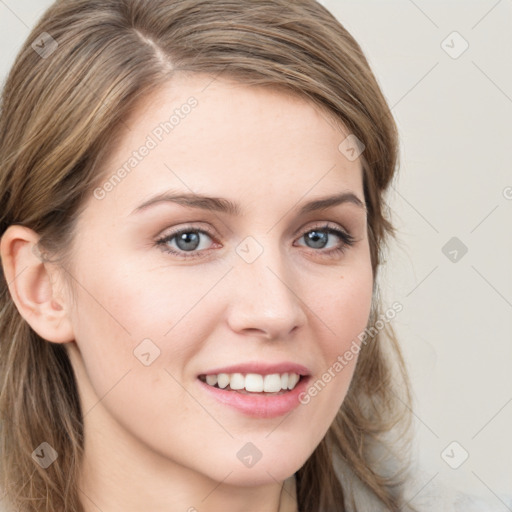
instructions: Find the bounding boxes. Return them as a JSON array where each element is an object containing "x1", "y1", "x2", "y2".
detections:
[{"x1": 64, "y1": 74, "x2": 373, "y2": 485}]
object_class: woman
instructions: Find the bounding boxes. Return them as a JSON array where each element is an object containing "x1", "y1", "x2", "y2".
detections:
[{"x1": 0, "y1": 1, "x2": 415, "y2": 510}]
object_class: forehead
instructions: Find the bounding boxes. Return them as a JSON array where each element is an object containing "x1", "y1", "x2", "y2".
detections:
[{"x1": 91, "y1": 73, "x2": 364, "y2": 214}]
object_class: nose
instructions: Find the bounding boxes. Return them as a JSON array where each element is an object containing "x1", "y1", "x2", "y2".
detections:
[{"x1": 226, "y1": 243, "x2": 307, "y2": 340}]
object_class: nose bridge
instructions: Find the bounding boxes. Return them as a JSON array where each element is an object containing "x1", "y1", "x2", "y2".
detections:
[{"x1": 227, "y1": 237, "x2": 306, "y2": 337}]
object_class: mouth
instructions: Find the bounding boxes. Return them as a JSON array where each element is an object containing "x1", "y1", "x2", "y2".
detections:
[
  {"x1": 197, "y1": 369, "x2": 311, "y2": 419},
  {"x1": 196, "y1": 368, "x2": 311, "y2": 418},
  {"x1": 198, "y1": 372, "x2": 304, "y2": 396}
]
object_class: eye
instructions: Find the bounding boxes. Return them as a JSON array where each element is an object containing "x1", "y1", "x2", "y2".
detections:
[
  {"x1": 295, "y1": 223, "x2": 355, "y2": 257},
  {"x1": 156, "y1": 227, "x2": 216, "y2": 259},
  {"x1": 155, "y1": 223, "x2": 356, "y2": 260}
]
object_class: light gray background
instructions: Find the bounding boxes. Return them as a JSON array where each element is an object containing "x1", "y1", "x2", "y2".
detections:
[{"x1": 1, "y1": 0, "x2": 511, "y2": 508}]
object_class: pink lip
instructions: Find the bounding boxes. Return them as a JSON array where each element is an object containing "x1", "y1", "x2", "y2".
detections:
[
  {"x1": 198, "y1": 362, "x2": 311, "y2": 377},
  {"x1": 196, "y1": 362, "x2": 312, "y2": 419}
]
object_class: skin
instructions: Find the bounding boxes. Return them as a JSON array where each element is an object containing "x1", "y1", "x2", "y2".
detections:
[{"x1": 1, "y1": 74, "x2": 373, "y2": 512}]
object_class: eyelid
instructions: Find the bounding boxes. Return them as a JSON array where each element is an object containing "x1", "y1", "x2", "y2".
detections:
[
  {"x1": 292, "y1": 220, "x2": 354, "y2": 240},
  {"x1": 156, "y1": 223, "x2": 217, "y2": 241},
  {"x1": 157, "y1": 220, "x2": 351, "y2": 242}
]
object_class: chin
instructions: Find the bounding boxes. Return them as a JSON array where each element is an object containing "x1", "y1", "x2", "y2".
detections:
[{"x1": 228, "y1": 445, "x2": 309, "y2": 486}]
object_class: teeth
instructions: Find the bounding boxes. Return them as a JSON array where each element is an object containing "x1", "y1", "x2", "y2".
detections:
[
  {"x1": 206, "y1": 374, "x2": 218, "y2": 386},
  {"x1": 263, "y1": 374, "x2": 282, "y2": 393},
  {"x1": 201, "y1": 372, "x2": 302, "y2": 393},
  {"x1": 217, "y1": 373, "x2": 230, "y2": 389},
  {"x1": 287, "y1": 373, "x2": 300, "y2": 390},
  {"x1": 230, "y1": 373, "x2": 245, "y2": 390},
  {"x1": 245, "y1": 373, "x2": 263, "y2": 392}
]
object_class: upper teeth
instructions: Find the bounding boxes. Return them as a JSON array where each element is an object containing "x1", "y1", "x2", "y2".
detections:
[{"x1": 204, "y1": 372, "x2": 301, "y2": 392}]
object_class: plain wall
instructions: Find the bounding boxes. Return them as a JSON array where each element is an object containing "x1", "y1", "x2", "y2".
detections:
[{"x1": 1, "y1": 0, "x2": 511, "y2": 507}]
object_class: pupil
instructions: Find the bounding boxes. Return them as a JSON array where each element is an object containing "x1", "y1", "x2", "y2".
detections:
[
  {"x1": 176, "y1": 232, "x2": 200, "y2": 251},
  {"x1": 306, "y1": 230, "x2": 327, "y2": 249}
]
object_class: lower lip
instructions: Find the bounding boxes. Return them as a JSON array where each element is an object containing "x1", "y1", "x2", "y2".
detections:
[{"x1": 197, "y1": 376, "x2": 311, "y2": 419}]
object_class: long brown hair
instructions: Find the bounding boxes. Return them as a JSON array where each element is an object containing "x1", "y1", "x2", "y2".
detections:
[{"x1": 0, "y1": 1, "x2": 413, "y2": 510}]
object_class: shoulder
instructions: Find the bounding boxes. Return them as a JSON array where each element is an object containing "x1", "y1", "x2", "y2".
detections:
[
  {"x1": 333, "y1": 454, "x2": 512, "y2": 512},
  {"x1": 402, "y1": 466, "x2": 512, "y2": 512},
  {"x1": 411, "y1": 479, "x2": 512, "y2": 512},
  {"x1": 331, "y1": 444, "x2": 512, "y2": 512}
]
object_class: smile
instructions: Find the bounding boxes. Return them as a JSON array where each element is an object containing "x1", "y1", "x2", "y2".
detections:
[{"x1": 198, "y1": 372, "x2": 302, "y2": 394}]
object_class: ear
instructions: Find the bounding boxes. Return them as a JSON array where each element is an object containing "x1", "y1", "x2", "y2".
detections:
[{"x1": 0, "y1": 225, "x2": 74, "y2": 344}]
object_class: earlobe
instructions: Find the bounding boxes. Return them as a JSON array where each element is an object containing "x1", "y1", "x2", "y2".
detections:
[{"x1": 0, "y1": 225, "x2": 74, "y2": 344}]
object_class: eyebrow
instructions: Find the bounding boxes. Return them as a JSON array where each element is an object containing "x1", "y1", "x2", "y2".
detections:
[{"x1": 131, "y1": 190, "x2": 366, "y2": 216}]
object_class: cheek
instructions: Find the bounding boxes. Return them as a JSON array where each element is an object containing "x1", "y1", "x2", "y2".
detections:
[
  {"x1": 68, "y1": 257, "x2": 228, "y2": 387},
  {"x1": 67, "y1": 261, "x2": 222, "y2": 440},
  {"x1": 318, "y1": 263, "x2": 374, "y2": 353},
  {"x1": 299, "y1": 262, "x2": 373, "y2": 417}
]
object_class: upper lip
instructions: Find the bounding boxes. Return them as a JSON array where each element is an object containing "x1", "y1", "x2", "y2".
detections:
[{"x1": 198, "y1": 362, "x2": 311, "y2": 377}]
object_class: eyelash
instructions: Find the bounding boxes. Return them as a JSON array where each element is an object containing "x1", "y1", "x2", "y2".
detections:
[{"x1": 155, "y1": 223, "x2": 356, "y2": 260}]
